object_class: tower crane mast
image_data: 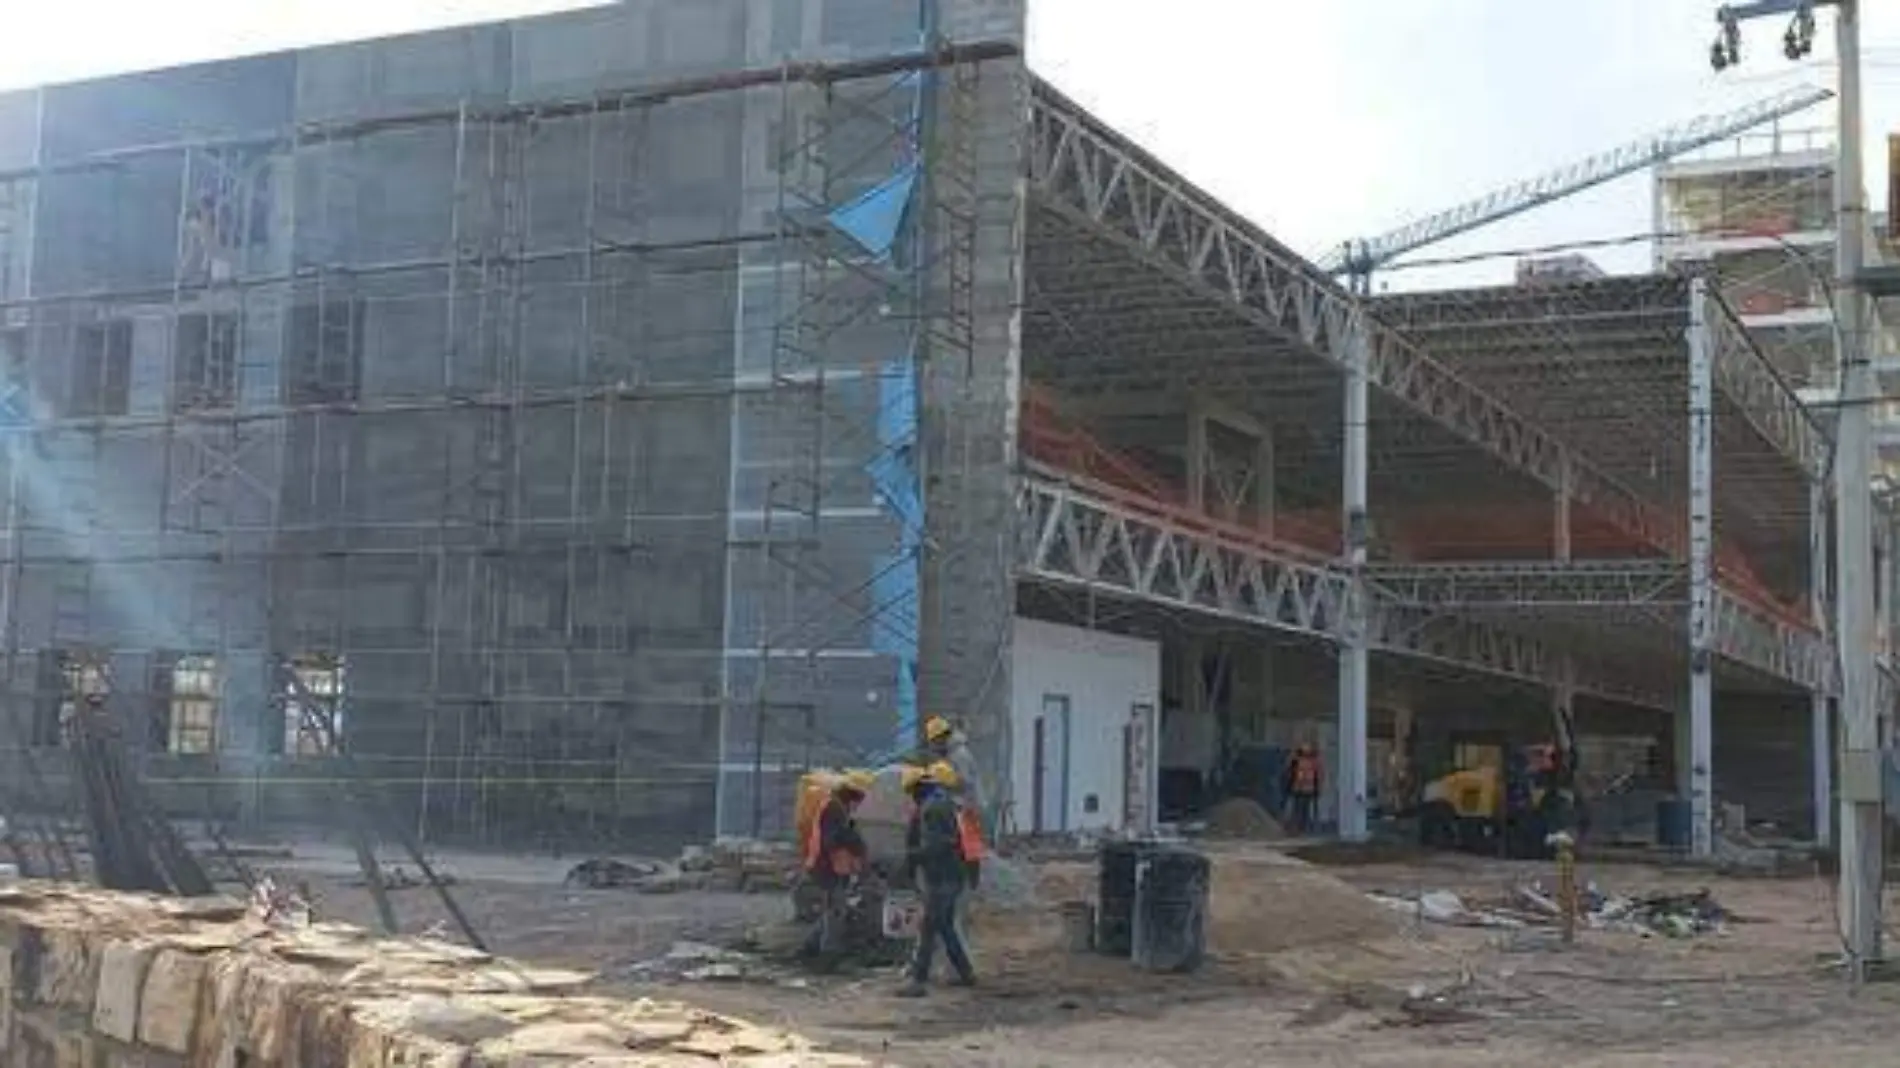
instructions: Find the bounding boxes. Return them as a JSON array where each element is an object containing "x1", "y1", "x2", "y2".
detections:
[{"x1": 1321, "y1": 83, "x2": 1833, "y2": 291}]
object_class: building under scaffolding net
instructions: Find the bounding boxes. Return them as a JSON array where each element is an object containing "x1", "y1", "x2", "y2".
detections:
[{"x1": 0, "y1": 1, "x2": 1025, "y2": 855}]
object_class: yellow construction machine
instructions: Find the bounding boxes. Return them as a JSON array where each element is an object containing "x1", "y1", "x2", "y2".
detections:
[{"x1": 1416, "y1": 743, "x2": 1578, "y2": 859}]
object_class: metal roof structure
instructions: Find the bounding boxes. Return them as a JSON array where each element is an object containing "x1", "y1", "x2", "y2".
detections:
[{"x1": 1014, "y1": 78, "x2": 1837, "y2": 712}]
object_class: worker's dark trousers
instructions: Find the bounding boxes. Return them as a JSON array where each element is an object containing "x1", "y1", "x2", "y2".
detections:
[
  {"x1": 1289, "y1": 793, "x2": 1317, "y2": 833},
  {"x1": 909, "y1": 882, "x2": 974, "y2": 984},
  {"x1": 801, "y1": 886, "x2": 843, "y2": 957}
]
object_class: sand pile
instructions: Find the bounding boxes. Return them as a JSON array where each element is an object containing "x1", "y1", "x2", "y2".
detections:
[
  {"x1": 966, "y1": 850, "x2": 1397, "y2": 970},
  {"x1": 1204, "y1": 797, "x2": 1287, "y2": 840},
  {"x1": 1206, "y1": 850, "x2": 1400, "y2": 954}
]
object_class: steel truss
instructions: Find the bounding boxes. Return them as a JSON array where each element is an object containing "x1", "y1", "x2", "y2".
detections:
[
  {"x1": 1024, "y1": 81, "x2": 1669, "y2": 557},
  {"x1": 1710, "y1": 587, "x2": 1834, "y2": 692},
  {"x1": 1015, "y1": 472, "x2": 1677, "y2": 708},
  {"x1": 1706, "y1": 292, "x2": 1828, "y2": 481},
  {"x1": 1365, "y1": 561, "x2": 1687, "y2": 608},
  {"x1": 1015, "y1": 471, "x2": 1348, "y2": 642},
  {"x1": 1367, "y1": 603, "x2": 1674, "y2": 711}
]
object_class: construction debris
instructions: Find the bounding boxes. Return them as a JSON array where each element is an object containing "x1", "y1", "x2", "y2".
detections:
[
  {"x1": 618, "y1": 940, "x2": 812, "y2": 988},
  {"x1": 566, "y1": 839, "x2": 801, "y2": 896},
  {"x1": 1366, "y1": 889, "x2": 1526, "y2": 930}
]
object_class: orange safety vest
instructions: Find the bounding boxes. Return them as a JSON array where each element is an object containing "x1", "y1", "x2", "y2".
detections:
[
  {"x1": 802, "y1": 798, "x2": 861, "y2": 878},
  {"x1": 1290, "y1": 752, "x2": 1320, "y2": 794},
  {"x1": 956, "y1": 807, "x2": 986, "y2": 863}
]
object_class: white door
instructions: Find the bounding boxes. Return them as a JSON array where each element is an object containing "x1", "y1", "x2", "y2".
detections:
[{"x1": 1035, "y1": 694, "x2": 1072, "y2": 833}]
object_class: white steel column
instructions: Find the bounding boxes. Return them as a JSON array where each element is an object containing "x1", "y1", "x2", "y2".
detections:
[
  {"x1": 1812, "y1": 477, "x2": 1833, "y2": 847},
  {"x1": 1336, "y1": 313, "x2": 1371, "y2": 840},
  {"x1": 1686, "y1": 277, "x2": 1716, "y2": 858}
]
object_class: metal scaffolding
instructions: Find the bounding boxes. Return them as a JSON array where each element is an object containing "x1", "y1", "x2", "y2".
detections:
[{"x1": 0, "y1": 24, "x2": 1010, "y2": 862}]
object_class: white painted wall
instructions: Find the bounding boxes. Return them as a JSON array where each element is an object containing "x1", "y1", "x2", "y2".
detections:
[{"x1": 1009, "y1": 618, "x2": 1162, "y2": 834}]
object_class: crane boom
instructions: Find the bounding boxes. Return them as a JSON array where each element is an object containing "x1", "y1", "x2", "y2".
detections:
[{"x1": 1320, "y1": 84, "x2": 1833, "y2": 283}]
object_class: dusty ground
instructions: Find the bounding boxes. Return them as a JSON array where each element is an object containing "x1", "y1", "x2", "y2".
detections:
[{"x1": 250, "y1": 839, "x2": 1900, "y2": 1066}]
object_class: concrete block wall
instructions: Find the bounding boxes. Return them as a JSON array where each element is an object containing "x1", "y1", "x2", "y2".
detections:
[{"x1": 0, "y1": 881, "x2": 870, "y2": 1066}]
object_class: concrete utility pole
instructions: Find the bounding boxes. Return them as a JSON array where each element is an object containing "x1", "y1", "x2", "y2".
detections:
[{"x1": 1710, "y1": 0, "x2": 1880, "y2": 968}]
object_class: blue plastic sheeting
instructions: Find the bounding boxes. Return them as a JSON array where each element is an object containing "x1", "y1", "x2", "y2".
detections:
[
  {"x1": 869, "y1": 552, "x2": 921, "y2": 657},
  {"x1": 828, "y1": 165, "x2": 919, "y2": 261},
  {"x1": 865, "y1": 354, "x2": 922, "y2": 746}
]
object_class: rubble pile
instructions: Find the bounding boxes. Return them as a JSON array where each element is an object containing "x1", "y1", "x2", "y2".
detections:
[
  {"x1": 0, "y1": 879, "x2": 870, "y2": 1065},
  {"x1": 1373, "y1": 882, "x2": 1732, "y2": 939},
  {"x1": 565, "y1": 838, "x2": 802, "y2": 895}
]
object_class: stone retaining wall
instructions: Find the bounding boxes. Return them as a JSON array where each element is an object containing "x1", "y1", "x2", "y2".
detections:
[{"x1": 0, "y1": 881, "x2": 868, "y2": 1066}]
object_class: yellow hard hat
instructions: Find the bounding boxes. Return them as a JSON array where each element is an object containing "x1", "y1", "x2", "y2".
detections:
[
  {"x1": 924, "y1": 715, "x2": 953, "y2": 743},
  {"x1": 838, "y1": 769, "x2": 875, "y2": 795}
]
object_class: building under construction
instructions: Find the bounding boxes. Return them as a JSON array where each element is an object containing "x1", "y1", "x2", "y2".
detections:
[{"x1": 0, "y1": 0, "x2": 1859, "y2": 858}]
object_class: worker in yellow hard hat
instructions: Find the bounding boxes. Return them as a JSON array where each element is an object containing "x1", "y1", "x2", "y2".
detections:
[
  {"x1": 800, "y1": 769, "x2": 871, "y2": 962},
  {"x1": 904, "y1": 715, "x2": 957, "y2": 767},
  {"x1": 896, "y1": 762, "x2": 975, "y2": 997}
]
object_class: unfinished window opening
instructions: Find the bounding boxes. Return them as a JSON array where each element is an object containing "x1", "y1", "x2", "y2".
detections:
[
  {"x1": 34, "y1": 649, "x2": 110, "y2": 746},
  {"x1": 183, "y1": 151, "x2": 272, "y2": 283},
  {"x1": 174, "y1": 312, "x2": 239, "y2": 411},
  {"x1": 69, "y1": 319, "x2": 132, "y2": 417},
  {"x1": 286, "y1": 299, "x2": 363, "y2": 405},
  {"x1": 153, "y1": 652, "x2": 218, "y2": 755},
  {"x1": 283, "y1": 654, "x2": 345, "y2": 756}
]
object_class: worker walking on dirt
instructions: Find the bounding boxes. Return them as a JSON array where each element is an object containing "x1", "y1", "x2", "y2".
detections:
[
  {"x1": 897, "y1": 762, "x2": 976, "y2": 997},
  {"x1": 800, "y1": 770, "x2": 872, "y2": 961},
  {"x1": 1282, "y1": 743, "x2": 1323, "y2": 835}
]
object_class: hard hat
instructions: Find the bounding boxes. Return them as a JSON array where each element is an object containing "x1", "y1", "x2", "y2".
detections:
[
  {"x1": 926, "y1": 760, "x2": 960, "y2": 790},
  {"x1": 839, "y1": 769, "x2": 875, "y2": 795},
  {"x1": 924, "y1": 715, "x2": 953, "y2": 743}
]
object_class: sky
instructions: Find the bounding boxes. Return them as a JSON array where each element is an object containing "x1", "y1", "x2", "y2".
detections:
[{"x1": 3, "y1": 1, "x2": 1900, "y2": 288}]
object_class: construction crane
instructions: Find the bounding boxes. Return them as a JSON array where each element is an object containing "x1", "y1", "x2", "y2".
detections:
[{"x1": 1320, "y1": 83, "x2": 1834, "y2": 293}]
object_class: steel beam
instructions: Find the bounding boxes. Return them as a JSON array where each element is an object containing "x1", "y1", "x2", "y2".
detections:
[{"x1": 1365, "y1": 560, "x2": 1687, "y2": 608}]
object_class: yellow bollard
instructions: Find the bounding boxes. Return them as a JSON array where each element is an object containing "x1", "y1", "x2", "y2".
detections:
[{"x1": 1550, "y1": 831, "x2": 1578, "y2": 945}]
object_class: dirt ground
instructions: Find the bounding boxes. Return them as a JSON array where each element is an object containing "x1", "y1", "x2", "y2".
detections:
[{"x1": 254, "y1": 840, "x2": 1900, "y2": 1066}]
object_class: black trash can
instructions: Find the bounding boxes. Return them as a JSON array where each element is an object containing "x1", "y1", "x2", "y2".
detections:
[
  {"x1": 1131, "y1": 846, "x2": 1210, "y2": 974},
  {"x1": 1096, "y1": 839, "x2": 1154, "y2": 956}
]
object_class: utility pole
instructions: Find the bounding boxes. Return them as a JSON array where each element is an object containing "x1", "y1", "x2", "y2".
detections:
[{"x1": 1710, "y1": 0, "x2": 1881, "y2": 969}]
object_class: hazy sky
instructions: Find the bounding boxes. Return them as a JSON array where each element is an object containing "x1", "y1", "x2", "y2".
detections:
[{"x1": 4, "y1": 1, "x2": 1900, "y2": 286}]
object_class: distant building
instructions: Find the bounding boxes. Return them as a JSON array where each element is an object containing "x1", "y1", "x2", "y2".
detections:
[
  {"x1": 1515, "y1": 254, "x2": 1605, "y2": 286},
  {"x1": 1652, "y1": 124, "x2": 1900, "y2": 478}
]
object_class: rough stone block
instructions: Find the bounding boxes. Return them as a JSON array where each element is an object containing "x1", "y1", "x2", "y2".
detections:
[
  {"x1": 137, "y1": 948, "x2": 208, "y2": 1053},
  {"x1": 35, "y1": 929, "x2": 97, "y2": 1012},
  {"x1": 91, "y1": 939, "x2": 156, "y2": 1043}
]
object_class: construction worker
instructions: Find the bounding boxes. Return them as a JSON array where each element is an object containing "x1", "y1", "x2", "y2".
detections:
[
  {"x1": 906, "y1": 715, "x2": 958, "y2": 766},
  {"x1": 1282, "y1": 743, "x2": 1323, "y2": 835},
  {"x1": 800, "y1": 769, "x2": 873, "y2": 961},
  {"x1": 896, "y1": 762, "x2": 976, "y2": 997},
  {"x1": 907, "y1": 715, "x2": 989, "y2": 907}
]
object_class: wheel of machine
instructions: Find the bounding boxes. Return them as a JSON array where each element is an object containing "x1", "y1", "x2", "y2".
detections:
[{"x1": 1419, "y1": 801, "x2": 1458, "y2": 848}]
